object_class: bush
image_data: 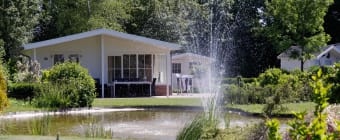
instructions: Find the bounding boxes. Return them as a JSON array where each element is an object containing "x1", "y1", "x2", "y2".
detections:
[
  {"x1": 38, "y1": 62, "x2": 96, "y2": 108},
  {"x1": 258, "y1": 68, "x2": 284, "y2": 86},
  {"x1": 224, "y1": 68, "x2": 312, "y2": 107},
  {"x1": 0, "y1": 64, "x2": 8, "y2": 112},
  {"x1": 7, "y1": 83, "x2": 41, "y2": 101},
  {"x1": 34, "y1": 83, "x2": 74, "y2": 109}
]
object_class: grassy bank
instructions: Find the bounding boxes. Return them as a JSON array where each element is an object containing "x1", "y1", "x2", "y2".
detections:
[
  {"x1": 227, "y1": 102, "x2": 315, "y2": 115},
  {"x1": 2, "y1": 98, "x2": 315, "y2": 116},
  {"x1": 93, "y1": 98, "x2": 202, "y2": 107},
  {"x1": 2, "y1": 99, "x2": 41, "y2": 113}
]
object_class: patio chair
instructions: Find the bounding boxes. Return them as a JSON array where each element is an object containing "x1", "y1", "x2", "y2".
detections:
[{"x1": 151, "y1": 78, "x2": 157, "y2": 96}]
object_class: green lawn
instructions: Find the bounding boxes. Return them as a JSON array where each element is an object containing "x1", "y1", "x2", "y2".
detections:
[
  {"x1": 93, "y1": 98, "x2": 202, "y2": 107},
  {"x1": 2, "y1": 99, "x2": 41, "y2": 113},
  {"x1": 227, "y1": 102, "x2": 316, "y2": 114},
  {"x1": 2, "y1": 98, "x2": 315, "y2": 116}
]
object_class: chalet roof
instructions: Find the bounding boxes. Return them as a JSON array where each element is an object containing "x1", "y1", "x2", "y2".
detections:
[
  {"x1": 277, "y1": 44, "x2": 340, "y2": 59},
  {"x1": 24, "y1": 28, "x2": 181, "y2": 50},
  {"x1": 172, "y1": 53, "x2": 215, "y2": 62}
]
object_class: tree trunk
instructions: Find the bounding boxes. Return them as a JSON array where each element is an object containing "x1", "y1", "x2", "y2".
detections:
[{"x1": 300, "y1": 59, "x2": 304, "y2": 72}]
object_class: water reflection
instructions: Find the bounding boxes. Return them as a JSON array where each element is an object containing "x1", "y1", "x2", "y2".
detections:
[{"x1": 0, "y1": 109, "x2": 265, "y2": 140}]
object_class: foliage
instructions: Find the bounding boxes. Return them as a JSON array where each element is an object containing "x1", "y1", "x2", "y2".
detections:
[
  {"x1": 0, "y1": 0, "x2": 41, "y2": 61},
  {"x1": 82, "y1": 117, "x2": 114, "y2": 139},
  {"x1": 324, "y1": 0, "x2": 340, "y2": 44},
  {"x1": 0, "y1": 64, "x2": 8, "y2": 112},
  {"x1": 2, "y1": 98, "x2": 40, "y2": 113},
  {"x1": 34, "y1": 81, "x2": 93, "y2": 109},
  {"x1": 46, "y1": 62, "x2": 96, "y2": 107},
  {"x1": 225, "y1": 68, "x2": 312, "y2": 106},
  {"x1": 177, "y1": 93, "x2": 220, "y2": 140},
  {"x1": 177, "y1": 115, "x2": 219, "y2": 140},
  {"x1": 325, "y1": 63, "x2": 340, "y2": 103},
  {"x1": 266, "y1": 69, "x2": 340, "y2": 139},
  {"x1": 27, "y1": 115, "x2": 51, "y2": 136},
  {"x1": 266, "y1": 119, "x2": 282, "y2": 140},
  {"x1": 34, "y1": 0, "x2": 131, "y2": 41},
  {"x1": 262, "y1": 0, "x2": 333, "y2": 71},
  {"x1": 13, "y1": 57, "x2": 41, "y2": 83},
  {"x1": 7, "y1": 83, "x2": 41, "y2": 102},
  {"x1": 258, "y1": 68, "x2": 285, "y2": 86}
]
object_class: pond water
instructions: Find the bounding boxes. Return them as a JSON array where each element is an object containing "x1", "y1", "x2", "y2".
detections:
[{"x1": 0, "y1": 108, "x2": 268, "y2": 140}]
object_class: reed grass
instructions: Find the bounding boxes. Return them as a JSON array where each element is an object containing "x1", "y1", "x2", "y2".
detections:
[
  {"x1": 82, "y1": 117, "x2": 113, "y2": 139},
  {"x1": 27, "y1": 115, "x2": 51, "y2": 135}
]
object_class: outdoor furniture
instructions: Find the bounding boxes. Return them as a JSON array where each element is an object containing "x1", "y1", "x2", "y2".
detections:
[{"x1": 108, "y1": 80, "x2": 152, "y2": 97}]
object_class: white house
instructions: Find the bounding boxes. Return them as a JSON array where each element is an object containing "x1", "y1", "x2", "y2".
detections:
[
  {"x1": 23, "y1": 29, "x2": 181, "y2": 97},
  {"x1": 171, "y1": 53, "x2": 214, "y2": 93},
  {"x1": 278, "y1": 43, "x2": 340, "y2": 71}
]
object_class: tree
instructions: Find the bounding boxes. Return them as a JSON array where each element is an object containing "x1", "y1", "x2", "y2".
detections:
[
  {"x1": 324, "y1": 0, "x2": 340, "y2": 44},
  {"x1": 0, "y1": 64, "x2": 9, "y2": 112},
  {"x1": 262, "y1": 0, "x2": 333, "y2": 71},
  {"x1": 126, "y1": 0, "x2": 182, "y2": 43},
  {"x1": 34, "y1": 0, "x2": 131, "y2": 41},
  {"x1": 0, "y1": 0, "x2": 41, "y2": 62}
]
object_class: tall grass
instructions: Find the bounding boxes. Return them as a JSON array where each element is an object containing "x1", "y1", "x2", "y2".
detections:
[
  {"x1": 27, "y1": 115, "x2": 51, "y2": 135},
  {"x1": 82, "y1": 117, "x2": 114, "y2": 139},
  {"x1": 177, "y1": 93, "x2": 221, "y2": 140}
]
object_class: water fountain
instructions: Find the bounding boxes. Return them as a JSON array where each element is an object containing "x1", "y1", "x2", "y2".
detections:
[
  {"x1": 0, "y1": 1, "x2": 268, "y2": 140},
  {"x1": 176, "y1": 0, "x2": 237, "y2": 130}
]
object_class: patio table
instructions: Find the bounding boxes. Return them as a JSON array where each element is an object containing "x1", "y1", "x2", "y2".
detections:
[{"x1": 108, "y1": 81, "x2": 152, "y2": 97}]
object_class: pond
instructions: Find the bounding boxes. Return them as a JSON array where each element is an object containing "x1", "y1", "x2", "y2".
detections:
[{"x1": 0, "y1": 108, "x2": 269, "y2": 140}]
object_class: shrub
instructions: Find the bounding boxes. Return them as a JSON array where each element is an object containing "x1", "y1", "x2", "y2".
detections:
[
  {"x1": 14, "y1": 58, "x2": 41, "y2": 83},
  {"x1": 266, "y1": 69, "x2": 340, "y2": 139},
  {"x1": 0, "y1": 64, "x2": 8, "y2": 112},
  {"x1": 258, "y1": 68, "x2": 284, "y2": 86},
  {"x1": 41, "y1": 62, "x2": 96, "y2": 108},
  {"x1": 7, "y1": 83, "x2": 41, "y2": 101},
  {"x1": 326, "y1": 63, "x2": 340, "y2": 103},
  {"x1": 34, "y1": 83, "x2": 74, "y2": 109}
]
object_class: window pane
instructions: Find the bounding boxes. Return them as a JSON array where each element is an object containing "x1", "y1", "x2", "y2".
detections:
[
  {"x1": 138, "y1": 55, "x2": 144, "y2": 68},
  {"x1": 69, "y1": 54, "x2": 79, "y2": 63},
  {"x1": 114, "y1": 70, "x2": 121, "y2": 79},
  {"x1": 145, "y1": 55, "x2": 151, "y2": 68},
  {"x1": 123, "y1": 55, "x2": 129, "y2": 68},
  {"x1": 145, "y1": 69, "x2": 152, "y2": 81},
  {"x1": 123, "y1": 70, "x2": 129, "y2": 78},
  {"x1": 138, "y1": 69, "x2": 145, "y2": 80},
  {"x1": 130, "y1": 55, "x2": 136, "y2": 68},
  {"x1": 130, "y1": 68, "x2": 137, "y2": 78},
  {"x1": 54, "y1": 54, "x2": 64, "y2": 65},
  {"x1": 114, "y1": 56, "x2": 121, "y2": 69}
]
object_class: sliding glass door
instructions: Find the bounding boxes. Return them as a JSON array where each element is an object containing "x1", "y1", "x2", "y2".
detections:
[
  {"x1": 108, "y1": 56, "x2": 122, "y2": 82},
  {"x1": 108, "y1": 54, "x2": 152, "y2": 82}
]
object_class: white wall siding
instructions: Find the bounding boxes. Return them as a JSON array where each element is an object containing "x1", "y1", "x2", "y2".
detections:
[
  {"x1": 23, "y1": 36, "x2": 101, "y2": 79},
  {"x1": 281, "y1": 58, "x2": 317, "y2": 71}
]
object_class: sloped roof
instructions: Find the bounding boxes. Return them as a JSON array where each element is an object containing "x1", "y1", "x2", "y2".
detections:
[
  {"x1": 277, "y1": 44, "x2": 340, "y2": 59},
  {"x1": 317, "y1": 44, "x2": 340, "y2": 59},
  {"x1": 172, "y1": 53, "x2": 215, "y2": 62},
  {"x1": 24, "y1": 28, "x2": 181, "y2": 50}
]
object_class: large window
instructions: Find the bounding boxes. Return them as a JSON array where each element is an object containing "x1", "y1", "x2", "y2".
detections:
[
  {"x1": 68, "y1": 54, "x2": 80, "y2": 63},
  {"x1": 172, "y1": 63, "x2": 181, "y2": 73},
  {"x1": 108, "y1": 56, "x2": 122, "y2": 82},
  {"x1": 138, "y1": 54, "x2": 152, "y2": 81},
  {"x1": 54, "y1": 54, "x2": 64, "y2": 64},
  {"x1": 123, "y1": 55, "x2": 137, "y2": 79},
  {"x1": 108, "y1": 54, "x2": 154, "y2": 82}
]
